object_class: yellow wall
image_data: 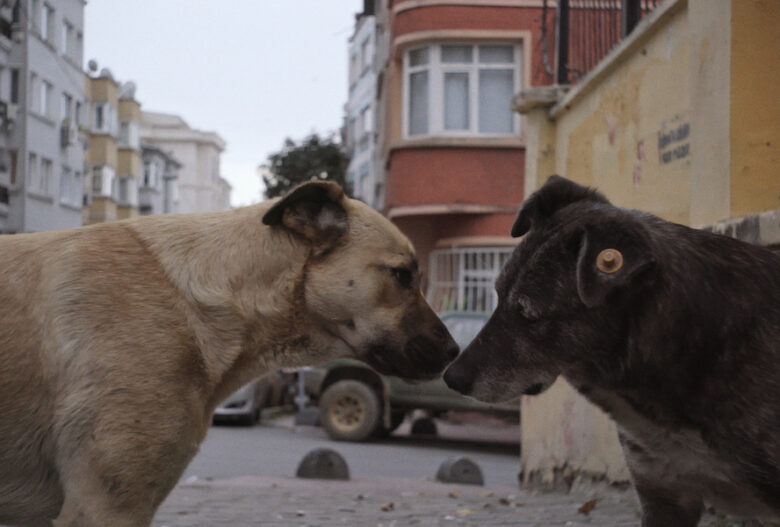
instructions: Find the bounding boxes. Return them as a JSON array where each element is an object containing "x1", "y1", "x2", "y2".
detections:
[
  {"x1": 88, "y1": 77, "x2": 118, "y2": 104},
  {"x1": 729, "y1": 0, "x2": 780, "y2": 217},
  {"x1": 118, "y1": 99, "x2": 141, "y2": 121},
  {"x1": 87, "y1": 135, "x2": 118, "y2": 167},
  {"x1": 553, "y1": 5, "x2": 692, "y2": 225},
  {"x1": 117, "y1": 149, "x2": 141, "y2": 178},
  {"x1": 85, "y1": 197, "x2": 117, "y2": 224}
]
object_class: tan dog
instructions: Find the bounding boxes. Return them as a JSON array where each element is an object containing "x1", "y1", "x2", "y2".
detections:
[{"x1": 0, "y1": 181, "x2": 458, "y2": 527}]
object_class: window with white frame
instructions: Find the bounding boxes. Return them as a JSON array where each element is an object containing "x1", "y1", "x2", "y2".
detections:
[
  {"x1": 119, "y1": 120, "x2": 140, "y2": 149},
  {"x1": 117, "y1": 175, "x2": 137, "y2": 206},
  {"x1": 91, "y1": 165, "x2": 116, "y2": 198},
  {"x1": 39, "y1": 158, "x2": 52, "y2": 195},
  {"x1": 27, "y1": 152, "x2": 38, "y2": 190},
  {"x1": 427, "y1": 246, "x2": 514, "y2": 314},
  {"x1": 38, "y1": 79, "x2": 51, "y2": 117},
  {"x1": 61, "y1": 92, "x2": 72, "y2": 121},
  {"x1": 40, "y1": 2, "x2": 53, "y2": 43},
  {"x1": 404, "y1": 43, "x2": 521, "y2": 138},
  {"x1": 58, "y1": 165, "x2": 77, "y2": 205},
  {"x1": 93, "y1": 102, "x2": 116, "y2": 135},
  {"x1": 143, "y1": 160, "x2": 159, "y2": 188},
  {"x1": 61, "y1": 20, "x2": 72, "y2": 57}
]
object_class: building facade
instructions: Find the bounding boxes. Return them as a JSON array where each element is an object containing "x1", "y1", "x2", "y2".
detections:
[
  {"x1": 0, "y1": 0, "x2": 87, "y2": 234},
  {"x1": 344, "y1": 4, "x2": 382, "y2": 209},
  {"x1": 140, "y1": 111, "x2": 231, "y2": 213},
  {"x1": 83, "y1": 70, "x2": 143, "y2": 224},
  {"x1": 371, "y1": 0, "x2": 557, "y2": 313},
  {"x1": 140, "y1": 144, "x2": 180, "y2": 215}
]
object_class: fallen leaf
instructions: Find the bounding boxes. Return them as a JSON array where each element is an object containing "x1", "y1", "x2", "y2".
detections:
[
  {"x1": 578, "y1": 498, "x2": 599, "y2": 515},
  {"x1": 457, "y1": 508, "x2": 476, "y2": 517},
  {"x1": 478, "y1": 491, "x2": 494, "y2": 498},
  {"x1": 380, "y1": 502, "x2": 395, "y2": 512},
  {"x1": 447, "y1": 490, "x2": 461, "y2": 499},
  {"x1": 498, "y1": 497, "x2": 512, "y2": 506}
]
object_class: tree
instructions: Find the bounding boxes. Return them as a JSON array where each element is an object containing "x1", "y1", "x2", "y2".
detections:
[{"x1": 263, "y1": 134, "x2": 351, "y2": 199}]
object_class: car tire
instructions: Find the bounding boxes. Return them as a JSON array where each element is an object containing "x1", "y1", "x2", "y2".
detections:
[{"x1": 319, "y1": 380, "x2": 381, "y2": 442}]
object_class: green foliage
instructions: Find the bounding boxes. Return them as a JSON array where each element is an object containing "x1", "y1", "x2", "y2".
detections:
[{"x1": 263, "y1": 134, "x2": 351, "y2": 199}]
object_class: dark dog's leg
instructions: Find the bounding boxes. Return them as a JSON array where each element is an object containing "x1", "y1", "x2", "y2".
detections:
[
  {"x1": 621, "y1": 435, "x2": 703, "y2": 527},
  {"x1": 636, "y1": 487, "x2": 703, "y2": 527}
]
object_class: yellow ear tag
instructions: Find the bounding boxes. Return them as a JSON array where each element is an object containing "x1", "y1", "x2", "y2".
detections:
[{"x1": 596, "y1": 249, "x2": 623, "y2": 274}]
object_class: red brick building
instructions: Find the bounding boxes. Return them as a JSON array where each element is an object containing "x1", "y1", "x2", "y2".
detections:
[{"x1": 372, "y1": 0, "x2": 556, "y2": 312}]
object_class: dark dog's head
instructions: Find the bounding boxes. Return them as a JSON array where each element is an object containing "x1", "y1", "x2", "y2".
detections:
[
  {"x1": 444, "y1": 176, "x2": 657, "y2": 402},
  {"x1": 263, "y1": 181, "x2": 458, "y2": 380}
]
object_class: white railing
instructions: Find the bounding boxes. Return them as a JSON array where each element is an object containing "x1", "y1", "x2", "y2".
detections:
[{"x1": 427, "y1": 246, "x2": 514, "y2": 314}]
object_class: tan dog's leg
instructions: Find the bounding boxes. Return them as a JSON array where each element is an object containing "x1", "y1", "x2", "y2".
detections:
[{"x1": 52, "y1": 459, "x2": 159, "y2": 527}]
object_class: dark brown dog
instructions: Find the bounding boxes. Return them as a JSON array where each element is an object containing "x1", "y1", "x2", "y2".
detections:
[{"x1": 444, "y1": 176, "x2": 780, "y2": 526}]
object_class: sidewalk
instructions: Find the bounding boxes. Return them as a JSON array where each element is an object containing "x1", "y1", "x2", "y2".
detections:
[{"x1": 153, "y1": 474, "x2": 642, "y2": 527}]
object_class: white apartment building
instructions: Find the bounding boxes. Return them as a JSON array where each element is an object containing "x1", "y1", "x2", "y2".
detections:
[
  {"x1": 344, "y1": 3, "x2": 382, "y2": 210},
  {"x1": 0, "y1": 0, "x2": 87, "y2": 233},
  {"x1": 140, "y1": 111, "x2": 231, "y2": 213}
]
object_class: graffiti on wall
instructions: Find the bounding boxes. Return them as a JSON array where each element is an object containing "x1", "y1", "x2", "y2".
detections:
[{"x1": 658, "y1": 118, "x2": 690, "y2": 164}]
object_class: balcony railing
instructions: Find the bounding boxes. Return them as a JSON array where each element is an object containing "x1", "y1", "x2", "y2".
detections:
[{"x1": 553, "y1": 0, "x2": 663, "y2": 84}]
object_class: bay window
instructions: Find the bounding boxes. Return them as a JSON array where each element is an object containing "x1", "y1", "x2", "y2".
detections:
[{"x1": 404, "y1": 43, "x2": 521, "y2": 138}]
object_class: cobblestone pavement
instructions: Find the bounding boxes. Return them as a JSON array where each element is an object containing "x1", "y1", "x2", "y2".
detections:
[{"x1": 153, "y1": 475, "x2": 738, "y2": 527}]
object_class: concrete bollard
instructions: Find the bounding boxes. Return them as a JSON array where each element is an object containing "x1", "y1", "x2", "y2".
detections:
[
  {"x1": 295, "y1": 448, "x2": 350, "y2": 480},
  {"x1": 435, "y1": 457, "x2": 484, "y2": 486}
]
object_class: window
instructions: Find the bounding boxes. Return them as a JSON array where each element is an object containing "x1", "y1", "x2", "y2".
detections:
[
  {"x1": 143, "y1": 161, "x2": 158, "y2": 188},
  {"x1": 404, "y1": 43, "x2": 521, "y2": 138},
  {"x1": 61, "y1": 20, "x2": 72, "y2": 56},
  {"x1": 38, "y1": 80, "x2": 51, "y2": 117},
  {"x1": 74, "y1": 101, "x2": 81, "y2": 125},
  {"x1": 27, "y1": 153, "x2": 38, "y2": 190},
  {"x1": 119, "y1": 120, "x2": 139, "y2": 149},
  {"x1": 93, "y1": 102, "x2": 116, "y2": 134},
  {"x1": 91, "y1": 165, "x2": 116, "y2": 198},
  {"x1": 61, "y1": 92, "x2": 72, "y2": 121},
  {"x1": 40, "y1": 3, "x2": 53, "y2": 43},
  {"x1": 427, "y1": 246, "x2": 514, "y2": 314},
  {"x1": 57, "y1": 168, "x2": 82, "y2": 206},
  {"x1": 117, "y1": 176, "x2": 137, "y2": 206},
  {"x1": 39, "y1": 158, "x2": 52, "y2": 195}
]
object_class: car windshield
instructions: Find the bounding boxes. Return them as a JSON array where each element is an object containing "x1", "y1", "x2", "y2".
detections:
[{"x1": 442, "y1": 315, "x2": 487, "y2": 349}]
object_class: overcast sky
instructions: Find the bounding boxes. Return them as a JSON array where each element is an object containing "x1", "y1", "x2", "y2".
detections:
[{"x1": 85, "y1": 0, "x2": 363, "y2": 206}]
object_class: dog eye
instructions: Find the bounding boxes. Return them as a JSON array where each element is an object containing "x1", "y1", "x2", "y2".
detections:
[{"x1": 391, "y1": 267, "x2": 413, "y2": 289}]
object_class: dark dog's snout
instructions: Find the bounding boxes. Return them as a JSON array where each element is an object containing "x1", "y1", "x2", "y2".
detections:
[{"x1": 443, "y1": 364, "x2": 473, "y2": 395}]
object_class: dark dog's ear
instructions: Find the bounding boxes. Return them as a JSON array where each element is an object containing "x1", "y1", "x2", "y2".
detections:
[
  {"x1": 576, "y1": 222, "x2": 655, "y2": 308},
  {"x1": 263, "y1": 181, "x2": 348, "y2": 247},
  {"x1": 511, "y1": 176, "x2": 610, "y2": 237}
]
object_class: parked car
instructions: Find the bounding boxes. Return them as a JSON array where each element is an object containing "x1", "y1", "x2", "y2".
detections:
[
  {"x1": 302, "y1": 312, "x2": 519, "y2": 441},
  {"x1": 213, "y1": 370, "x2": 297, "y2": 426}
]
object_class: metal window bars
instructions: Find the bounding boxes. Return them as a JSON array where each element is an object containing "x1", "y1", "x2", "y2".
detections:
[{"x1": 427, "y1": 246, "x2": 515, "y2": 314}]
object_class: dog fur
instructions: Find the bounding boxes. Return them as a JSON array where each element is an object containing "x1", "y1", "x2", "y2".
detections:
[
  {"x1": 444, "y1": 176, "x2": 780, "y2": 526},
  {"x1": 0, "y1": 181, "x2": 458, "y2": 526}
]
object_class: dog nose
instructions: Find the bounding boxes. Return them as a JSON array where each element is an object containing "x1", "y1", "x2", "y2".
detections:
[{"x1": 443, "y1": 364, "x2": 473, "y2": 395}]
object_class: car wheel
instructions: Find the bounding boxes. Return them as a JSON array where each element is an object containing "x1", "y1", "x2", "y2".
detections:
[{"x1": 319, "y1": 380, "x2": 381, "y2": 442}]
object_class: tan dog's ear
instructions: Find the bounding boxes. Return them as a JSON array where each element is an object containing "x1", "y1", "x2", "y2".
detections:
[{"x1": 263, "y1": 181, "x2": 348, "y2": 248}]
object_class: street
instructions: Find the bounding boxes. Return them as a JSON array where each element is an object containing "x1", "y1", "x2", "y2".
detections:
[
  {"x1": 183, "y1": 415, "x2": 522, "y2": 487},
  {"x1": 152, "y1": 417, "x2": 754, "y2": 526}
]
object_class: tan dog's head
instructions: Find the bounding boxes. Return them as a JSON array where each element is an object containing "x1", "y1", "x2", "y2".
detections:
[{"x1": 263, "y1": 181, "x2": 459, "y2": 380}]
